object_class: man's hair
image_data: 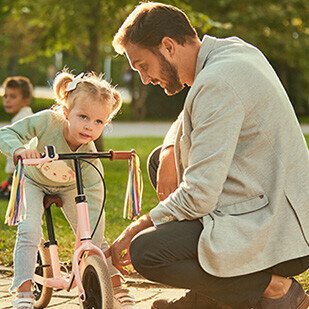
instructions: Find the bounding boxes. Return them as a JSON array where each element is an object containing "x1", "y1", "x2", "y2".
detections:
[
  {"x1": 3, "y1": 76, "x2": 33, "y2": 100},
  {"x1": 113, "y1": 2, "x2": 198, "y2": 54}
]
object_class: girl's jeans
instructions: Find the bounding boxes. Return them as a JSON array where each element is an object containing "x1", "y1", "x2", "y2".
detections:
[{"x1": 10, "y1": 177, "x2": 118, "y2": 292}]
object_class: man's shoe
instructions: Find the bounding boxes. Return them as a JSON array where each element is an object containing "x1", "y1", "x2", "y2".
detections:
[
  {"x1": 255, "y1": 278, "x2": 309, "y2": 309},
  {"x1": 151, "y1": 290, "x2": 231, "y2": 309}
]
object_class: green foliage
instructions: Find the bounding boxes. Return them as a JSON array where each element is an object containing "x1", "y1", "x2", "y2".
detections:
[
  {"x1": 144, "y1": 85, "x2": 189, "y2": 120},
  {"x1": 0, "y1": 97, "x2": 134, "y2": 122},
  {"x1": 0, "y1": 0, "x2": 308, "y2": 117},
  {"x1": 0, "y1": 97, "x2": 54, "y2": 121},
  {"x1": 186, "y1": 0, "x2": 309, "y2": 116},
  {"x1": 299, "y1": 116, "x2": 309, "y2": 124}
]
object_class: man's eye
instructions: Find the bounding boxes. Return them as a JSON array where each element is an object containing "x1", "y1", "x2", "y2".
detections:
[{"x1": 140, "y1": 64, "x2": 148, "y2": 70}]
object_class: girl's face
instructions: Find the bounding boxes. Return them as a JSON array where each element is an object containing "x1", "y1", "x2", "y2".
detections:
[
  {"x1": 3, "y1": 87, "x2": 29, "y2": 114},
  {"x1": 64, "y1": 95, "x2": 111, "y2": 151}
]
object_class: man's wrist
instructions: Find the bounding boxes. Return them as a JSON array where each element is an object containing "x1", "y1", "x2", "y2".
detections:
[{"x1": 127, "y1": 214, "x2": 153, "y2": 236}]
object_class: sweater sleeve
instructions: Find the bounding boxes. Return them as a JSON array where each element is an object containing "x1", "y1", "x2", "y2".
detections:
[{"x1": 0, "y1": 110, "x2": 53, "y2": 157}]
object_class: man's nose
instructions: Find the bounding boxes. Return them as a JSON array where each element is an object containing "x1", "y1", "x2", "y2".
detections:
[{"x1": 140, "y1": 72, "x2": 151, "y2": 85}]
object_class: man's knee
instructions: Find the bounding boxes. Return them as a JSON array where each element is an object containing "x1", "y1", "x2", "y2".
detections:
[
  {"x1": 130, "y1": 231, "x2": 165, "y2": 281},
  {"x1": 130, "y1": 232, "x2": 150, "y2": 272}
]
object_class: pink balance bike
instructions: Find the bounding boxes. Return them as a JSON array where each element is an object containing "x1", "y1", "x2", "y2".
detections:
[{"x1": 22, "y1": 145, "x2": 135, "y2": 309}]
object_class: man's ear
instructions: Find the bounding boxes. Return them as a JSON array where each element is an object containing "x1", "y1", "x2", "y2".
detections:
[
  {"x1": 63, "y1": 106, "x2": 69, "y2": 119},
  {"x1": 160, "y1": 37, "x2": 176, "y2": 57}
]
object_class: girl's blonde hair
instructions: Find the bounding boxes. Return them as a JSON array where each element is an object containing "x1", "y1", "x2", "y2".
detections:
[{"x1": 53, "y1": 69, "x2": 122, "y2": 122}]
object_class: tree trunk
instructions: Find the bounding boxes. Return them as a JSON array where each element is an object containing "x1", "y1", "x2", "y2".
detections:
[
  {"x1": 7, "y1": 54, "x2": 18, "y2": 75},
  {"x1": 86, "y1": 0, "x2": 102, "y2": 72}
]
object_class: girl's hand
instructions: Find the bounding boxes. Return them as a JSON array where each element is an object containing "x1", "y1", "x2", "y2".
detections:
[{"x1": 13, "y1": 148, "x2": 41, "y2": 165}]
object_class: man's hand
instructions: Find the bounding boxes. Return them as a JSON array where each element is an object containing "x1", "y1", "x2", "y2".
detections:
[
  {"x1": 156, "y1": 146, "x2": 178, "y2": 201},
  {"x1": 104, "y1": 229, "x2": 133, "y2": 275},
  {"x1": 13, "y1": 148, "x2": 41, "y2": 165},
  {"x1": 104, "y1": 214, "x2": 153, "y2": 275}
]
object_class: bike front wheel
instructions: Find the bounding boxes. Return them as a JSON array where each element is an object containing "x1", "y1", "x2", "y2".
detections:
[
  {"x1": 33, "y1": 240, "x2": 53, "y2": 308},
  {"x1": 79, "y1": 255, "x2": 113, "y2": 309}
]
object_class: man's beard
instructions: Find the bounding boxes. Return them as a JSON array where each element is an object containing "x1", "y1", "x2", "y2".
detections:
[{"x1": 155, "y1": 51, "x2": 184, "y2": 96}]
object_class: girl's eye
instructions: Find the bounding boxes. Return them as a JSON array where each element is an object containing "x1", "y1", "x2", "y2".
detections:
[
  {"x1": 79, "y1": 115, "x2": 87, "y2": 120},
  {"x1": 95, "y1": 120, "x2": 103, "y2": 125}
]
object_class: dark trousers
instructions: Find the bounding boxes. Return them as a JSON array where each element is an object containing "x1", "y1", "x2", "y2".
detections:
[{"x1": 130, "y1": 146, "x2": 309, "y2": 308}]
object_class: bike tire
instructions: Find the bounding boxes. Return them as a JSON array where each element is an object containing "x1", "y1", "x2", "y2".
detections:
[
  {"x1": 79, "y1": 255, "x2": 113, "y2": 309},
  {"x1": 33, "y1": 240, "x2": 53, "y2": 309}
]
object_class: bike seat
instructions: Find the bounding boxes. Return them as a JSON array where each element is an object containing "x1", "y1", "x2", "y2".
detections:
[{"x1": 43, "y1": 194, "x2": 63, "y2": 209}]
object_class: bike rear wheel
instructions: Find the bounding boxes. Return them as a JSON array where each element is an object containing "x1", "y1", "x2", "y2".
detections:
[
  {"x1": 33, "y1": 240, "x2": 53, "y2": 308},
  {"x1": 79, "y1": 255, "x2": 113, "y2": 309}
]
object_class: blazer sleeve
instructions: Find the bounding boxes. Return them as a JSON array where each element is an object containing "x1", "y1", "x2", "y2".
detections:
[{"x1": 150, "y1": 77, "x2": 245, "y2": 225}]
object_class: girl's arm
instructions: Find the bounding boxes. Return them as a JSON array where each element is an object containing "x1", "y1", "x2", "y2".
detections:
[{"x1": 0, "y1": 110, "x2": 52, "y2": 158}]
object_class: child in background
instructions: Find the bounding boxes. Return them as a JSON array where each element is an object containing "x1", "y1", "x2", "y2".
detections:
[
  {"x1": 0, "y1": 70, "x2": 136, "y2": 309},
  {"x1": 0, "y1": 76, "x2": 34, "y2": 199}
]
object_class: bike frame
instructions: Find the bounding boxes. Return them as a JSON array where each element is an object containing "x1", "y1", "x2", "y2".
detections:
[{"x1": 23, "y1": 146, "x2": 134, "y2": 301}]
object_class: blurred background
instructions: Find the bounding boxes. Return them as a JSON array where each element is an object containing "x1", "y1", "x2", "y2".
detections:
[{"x1": 0, "y1": 0, "x2": 308, "y2": 122}]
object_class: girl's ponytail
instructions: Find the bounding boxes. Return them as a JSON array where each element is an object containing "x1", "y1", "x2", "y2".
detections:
[
  {"x1": 109, "y1": 89, "x2": 122, "y2": 121},
  {"x1": 53, "y1": 71, "x2": 74, "y2": 104}
]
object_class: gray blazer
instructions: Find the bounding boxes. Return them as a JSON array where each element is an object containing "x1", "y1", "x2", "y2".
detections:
[{"x1": 150, "y1": 35, "x2": 309, "y2": 277}]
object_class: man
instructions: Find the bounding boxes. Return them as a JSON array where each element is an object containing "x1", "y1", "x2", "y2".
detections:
[{"x1": 105, "y1": 2, "x2": 309, "y2": 308}]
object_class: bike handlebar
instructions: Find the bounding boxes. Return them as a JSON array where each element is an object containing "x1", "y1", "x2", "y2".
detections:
[
  {"x1": 109, "y1": 150, "x2": 135, "y2": 161},
  {"x1": 22, "y1": 145, "x2": 135, "y2": 166}
]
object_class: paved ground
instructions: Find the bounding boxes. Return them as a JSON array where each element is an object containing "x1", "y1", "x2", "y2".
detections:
[
  {"x1": 0, "y1": 267, "x2": 186, "y2": 309},
  {"x1": 103, "y1": 122, "x2": 172, "y2": 137}
]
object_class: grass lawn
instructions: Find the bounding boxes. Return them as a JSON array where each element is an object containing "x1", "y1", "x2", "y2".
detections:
[{"x1": 0, "y1": 136, "x2": 308, "y2": 289}]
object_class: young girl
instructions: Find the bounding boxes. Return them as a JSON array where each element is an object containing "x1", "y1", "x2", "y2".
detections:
[
  {"x1": 0, "y1": 71, "x2": 136, "y2": 309},
  {"x1": 0, "y1": 76, "x2": 34, "y2": 199}
]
